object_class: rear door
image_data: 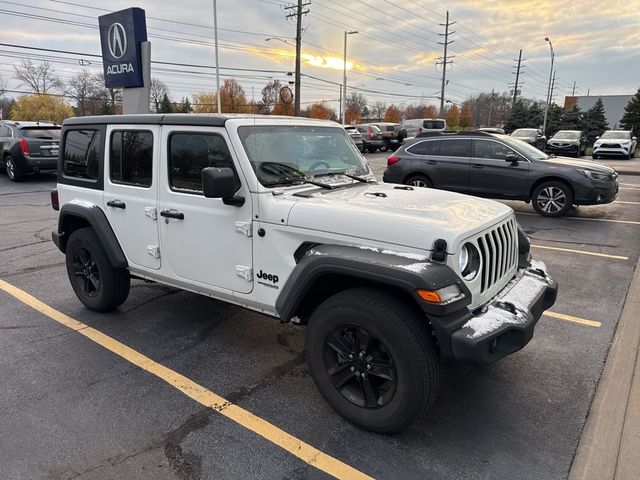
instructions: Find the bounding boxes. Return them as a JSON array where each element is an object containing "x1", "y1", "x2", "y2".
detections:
[
  {"x1": 426, "y1": 138, "x2": 471, "y2": 191},
  {"x1": 103, "y1": 125, "x2": 161, "y2": 270},
  {"x1": 468, "y1": 139, "x2": 530, "y2": 198}
]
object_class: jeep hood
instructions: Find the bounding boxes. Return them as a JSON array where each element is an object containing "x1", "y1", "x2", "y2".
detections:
[{"x1": 286, "y1": 183, "x2": 513, "y2": 253}]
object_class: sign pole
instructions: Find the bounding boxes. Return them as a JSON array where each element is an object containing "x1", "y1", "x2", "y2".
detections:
[
  {"x1": 122, "y1": 41, "x2": 151, "y2": 114},
  {"x1": 213, "y1": 0, "x2": 221, "y2": 114}
]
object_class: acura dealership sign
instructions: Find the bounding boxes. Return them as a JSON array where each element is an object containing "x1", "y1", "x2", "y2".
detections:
[{"x1": 98, "y1": 8, "x2": 147, "y2": 88}]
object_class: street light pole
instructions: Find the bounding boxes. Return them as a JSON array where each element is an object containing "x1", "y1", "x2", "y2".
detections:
[
  {"x1": 213, "y1": 0, "x2": 221, "y2": 114},
  {"x1": 542, "y1": 37, "x2": 554, "y2": 135},
  {"x1": 341, "y1": 30, "x2": 358, "y2": 124}
]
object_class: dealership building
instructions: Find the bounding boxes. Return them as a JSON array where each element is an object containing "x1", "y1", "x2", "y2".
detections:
[{"x1": 564, "y1": 94, "x2": 632, "y2": 129}]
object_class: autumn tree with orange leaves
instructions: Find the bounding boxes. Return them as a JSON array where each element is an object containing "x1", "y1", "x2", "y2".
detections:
[
  {"x1": 384, "y1": 104, "x2": 402, "y2": 122},
  {"x1": 444, "y1": 104, "x2": 460, "y2": 127},
  {"x1": 459, "y1": 103, "x2": 473, "y2": 128},
  {"x1": 306, "y1": 102, "x2": 333, "y2": 120}
]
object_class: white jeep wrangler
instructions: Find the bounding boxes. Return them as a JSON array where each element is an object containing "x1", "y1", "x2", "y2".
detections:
[{"x1": 51, "y1": 114, "x2": 557, "y2": 433}]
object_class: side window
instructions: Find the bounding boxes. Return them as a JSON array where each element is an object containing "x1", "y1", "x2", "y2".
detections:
[
  {"x1": 110, "y1": 130, "x2": 153, "y2": 187},
  {"x1": 0, "y1": 125, "x2": 7, "y2": 137},
  {"x1": 406, "y1": 140, "x2": 434, "y2": 155},
  {"x1": 438, "y1": 139, "x2": 470, "y2": 157},
  {"x1": 63, "y1": 129, "x2": 101, "y2": 180},
  {"x1": 473, "y1": 140, "x2": 494, "y2": 159},
  {"x1": 169, "y1": 132, "x2": 237, "y2": 194},
  {"x1": 492, "y1": 143, "x2": 512, "y2": 160}
]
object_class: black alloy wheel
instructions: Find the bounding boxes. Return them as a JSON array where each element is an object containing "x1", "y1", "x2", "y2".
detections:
[
  {"x1": 5, "y1": 155, "x2": 24, "y2": 182},
  {"x1": 71, "y1": 246, "x2": 101, "y2": 297},
  {"x1": 305, "y1": 287, "x2": 440, "y2": 433},
  {"x1": 323, "y1": 325, "x2": 397, "y2": 409}
]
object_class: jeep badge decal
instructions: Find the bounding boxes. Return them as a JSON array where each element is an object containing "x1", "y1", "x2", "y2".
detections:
[{"x1": 256, "y1": 270, "x2": 279, "y2": 289}]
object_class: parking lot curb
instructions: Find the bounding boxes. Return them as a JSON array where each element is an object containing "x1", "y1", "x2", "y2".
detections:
[
  {"x1": 615, "y1": 169, "x2": 640, "y2": 176},
  {"x1": 568, "y1": 261, "x2": 640, "y2": 480}
]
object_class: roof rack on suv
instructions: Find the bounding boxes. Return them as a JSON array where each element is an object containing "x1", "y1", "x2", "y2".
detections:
[{"x1": 415, "y1": 131, "x2": 496, "y2": 138}]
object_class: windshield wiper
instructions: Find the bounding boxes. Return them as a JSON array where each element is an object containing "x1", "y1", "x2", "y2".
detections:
[
  {"x1": 314, "y1": 171, "x2": 371, "y2": 183},
  {"x1": 263, "y1": 176, "x2": 333, "y2": 190}
]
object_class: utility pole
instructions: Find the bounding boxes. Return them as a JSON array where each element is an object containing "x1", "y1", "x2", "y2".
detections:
[
  {"x1": 488, "y1": 88, "x2": 495, "y2": 126},
  {"x1": 571, "y1": 81, "x2": 576, "y2": 96},
  {"x1": 542, "y1": 37, "x2": 554, "y2": 136},
  {"x1": 549, "y1": 70, "x2": 556, "y2": 105},
  {"x1": 436, "y1": 11, "x2": 455, "y2": 117},
  {"x1": 285, "y1": 0, "x2": 310, "y2": 116},
  {"x1": 512, "y1": 49, "x2": 523, "y2": 104},
  {"x1": 213, "y1": 0, "x2": 221, "y2": 114}
]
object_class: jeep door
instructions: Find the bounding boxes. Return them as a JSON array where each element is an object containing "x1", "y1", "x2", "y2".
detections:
[
  {"x1": 103, "y1": 126, "x2": 161, "y2": 270},
  {"x1": 468, "y1": 139, "x2": 530, "y2": 199},
  {"x1": 158, "y1": 126, "x2": 253, "y2": 294}
]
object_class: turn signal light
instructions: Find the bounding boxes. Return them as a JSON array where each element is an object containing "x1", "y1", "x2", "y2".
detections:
[
  {"x1": 387, "y1": 156, "x2": 401, "y2": 166},
  {"x1": 416, "y1": 289, "x2": 441, "y2": 303}
]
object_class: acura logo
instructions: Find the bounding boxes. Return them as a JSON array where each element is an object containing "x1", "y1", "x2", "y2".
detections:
[{"x1": 107, "y1": 23, "x2": 127, "y2": 59}]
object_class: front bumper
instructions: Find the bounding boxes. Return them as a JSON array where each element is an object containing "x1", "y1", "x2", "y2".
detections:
[
  {"x1": 574, "y1": 180, "x2": 619, "y2": 205},
  {"x1": 547, "y1": 143, "x2": 580, "y2": 154},
  {"x1": 593, "y1": 145, "x2": 632, "y2": 157},
  {"x1": 434, "y1": 260, "x2": 557, "y2": 365}
]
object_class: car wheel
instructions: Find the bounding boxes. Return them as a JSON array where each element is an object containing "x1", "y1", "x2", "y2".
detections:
[
  {"x1": 593, "y1": 153, "x2": 599, "y2": 160},
  {"x1": 532, "y1": 181, "x2": 574, "y2": 217},
  {"x1": 5, "y1": 155, "x2": 24, "y2": 182},
  {"x1": 379, "y1": 144, "x2": 389, "y2": 152},
  {"x1": 65, "y1": 227, "x2": 130, "y2": 312},
  {"x1": 305, "y1": 287, "x2": 441, "y2": 434},
  {"x1": 405, "y1": 175, "x2": 432, "y2": 188},
  {"x1": 367, "y1": 146, "x2": 378, "y2": 153}
]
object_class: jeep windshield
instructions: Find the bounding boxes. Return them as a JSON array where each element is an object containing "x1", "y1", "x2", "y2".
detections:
[{"x1": 238, "y1": 125, "x2": 370, "y2": 188}]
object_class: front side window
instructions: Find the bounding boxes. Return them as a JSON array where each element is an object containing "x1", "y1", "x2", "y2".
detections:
[
  {"x1": 238, "y1": 125, "x2": 368, "y2": 187},
  {"x1": 63, "y1": 129, "x2": 101, "y2": 180},
  {"x1": 169, "y1": 132, "x2": 237, "y2": 193},
  {"x1": 474, "y1": 140, "x2": 512, "y2": 160},
  {"x1": 110, "y1": 130, "x2": 153, "y2": 187}
]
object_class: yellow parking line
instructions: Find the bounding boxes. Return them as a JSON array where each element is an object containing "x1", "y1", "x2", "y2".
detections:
[
  {"x1": 615, "y1": 201, "x2": 640, "y2": 205},
  {"x1": 545, "y1": 311, "x2": 602, "y2": 328},
  {"x1": 0, "y1": 279, "x2": 373, "y2": 480},
  {"x1": 619, "y1": 183, "x2": 640, "y2": 187},
  {"x1": 517, "y1": 212, "x2": 640, "y2": 225},
  {"x1": 531, "y1": 244, "x2": 628, "y2": 260}
]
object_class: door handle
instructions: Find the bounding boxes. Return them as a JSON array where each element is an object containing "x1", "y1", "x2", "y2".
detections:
[
  {"x1": 426, "y1": 160, "x2": 437, "y2": 165},
  {"x1": 106, "y1": 199, "x2": 126, "y2": 209},
  {"x1": 472, "y1": 164, "x2": 484, "y2": 169},
  {"x1": 160, "y1": 209, "x2": 185, "y2": 220}
]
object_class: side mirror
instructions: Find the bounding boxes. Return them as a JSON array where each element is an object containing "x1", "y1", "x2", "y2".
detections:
[
  {"x1": 202, "y1": 167, "x2": 244, "y2": 206},
  {"x1": 595, "y1": 136, "x2": 600, "y2": 140},
  {"x1": 505, "y1": 152, "x2": 520, "y2": 164},
  {"x1": 633, "y1": 136, "x2": 637, "y2": 141}
]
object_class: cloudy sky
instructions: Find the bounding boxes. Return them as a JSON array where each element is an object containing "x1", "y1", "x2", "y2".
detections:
[{"x1": 1, "y1": 0, "x2": 639, "y2": 112}]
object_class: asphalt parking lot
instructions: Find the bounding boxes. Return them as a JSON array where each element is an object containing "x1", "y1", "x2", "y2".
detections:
[{"x1": 1, "y1": 161, "x2": 639, "y2": 480}]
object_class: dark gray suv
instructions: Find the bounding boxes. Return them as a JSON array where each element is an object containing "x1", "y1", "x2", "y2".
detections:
[
  {"x1": 383, "y1": 131, "x2": 619, "y2": 217},
  {"x1": 1, "y1": 121, "x2": 61, "y2": 181}
]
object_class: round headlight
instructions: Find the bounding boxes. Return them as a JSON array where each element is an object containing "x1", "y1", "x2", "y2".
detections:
[
  {"x1": 460, "y1": 243, "x2": 481, "y2": 281},
  {"x1": 458, "y1": 244, "x2": 469, "y2": 273}
]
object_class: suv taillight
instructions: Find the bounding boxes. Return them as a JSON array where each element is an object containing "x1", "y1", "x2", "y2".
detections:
[
  {"x1": 51, "y1": 189, "x2": 59, "y2": 211},
  {"x1": 368, "y1": 127, "x2": 374, "y2": 139},
  {"x1": 19, "y1": 138, "x2": 30, "y2": 156},
  {"x1": 418, "y1": 127, "x2": 423, "y2": 133},
  {"x1": 387, "y1": 156, "x2": 401, "y2": 166}
]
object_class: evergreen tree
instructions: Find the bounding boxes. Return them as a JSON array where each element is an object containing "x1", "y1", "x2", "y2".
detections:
[
  {"x1": 177, "y1": 96, "x2": 192, "y2": 113},
  {"x1": 620, "y1": 87, "x2": 640, "y2": 136},
  {"x1": 545, "y1": 104, "x2": 563, "y2": 137},
  {"x1": 561, "y1": 105, "x2": 583, "y2": 131},
  {"x1": 583, "y1": 98, "x2": 609, "y2": 145},
  {"x1": 158, "y1": 93, "x2": 173, "y2": 113},
  {"x1": 504, "y1": 101, "x2": 530, "y2": 132}
]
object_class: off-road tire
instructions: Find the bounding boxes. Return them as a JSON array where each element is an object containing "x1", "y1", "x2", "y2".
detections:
[
  {"x1": 305, "y1": 287, "x2": 441, "y2": 434},
  {"x1": 65, "y1": 228, "x2": 130, "y2": 312},
  {"x1": 532, "y1": 181, "x2": 574, "y2": 217},
  {"x1": 5, "y1": 155, "x2": 24, "y2": 182}
]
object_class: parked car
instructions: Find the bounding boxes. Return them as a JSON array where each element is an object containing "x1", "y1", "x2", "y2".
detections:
[
  {"x1": 355, "y1": 124, "x2": 384, "y2": 153},
  {"x1": 363, "y1": 122, "x2": 405, "y2": 151},
  {"x1": 383, "y1": 131, "x2": 619, "y2": 217},
  {"x1": 546, "y1": 130, "x2": 587, "y2": 157},
  {"x1": 401, "y1": 118, "x2": 447, "y2": 139},
  {"x1": 344, "y1": 126, "x2": 364, "y2": 152},
  {"x1": 510, "y1": 128, "x2": 546, "y2": 151},
  {"x1": 593, "y1": 130, "x2": 637, "y2": 159},
  {"x1": 51, "y1": 114, "x2": 557, "y2": 433},
  {"x1": 477, "y1": 127, "x2": 505, "y2": 134},
  {"x1": 0, "y1": 120, "x2": 61, "y2": 181}
]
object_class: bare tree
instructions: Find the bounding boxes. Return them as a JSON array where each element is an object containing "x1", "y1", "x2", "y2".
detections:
[
  {"x1": 92, "y1": 73, "x2": 122, "y2": 115},
  {"x1": 66, "y1": 69, "x2": 100, "y2": 116},
  {"x1": 13, "y1": 60, "x2": 61, "y2": 94},
  {"x1": 371, "y1": 101, "x2": 386, "y2": 122},
  {"x1": 150, "y1": 78, "x2": 169, "y2": 112},
  {"x1": 0, "y1": 75, "x2": 6, "y2": 97}
]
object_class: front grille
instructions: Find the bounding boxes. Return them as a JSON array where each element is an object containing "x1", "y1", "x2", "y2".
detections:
[
  {"x1": 601, "y1": 143, "x2": 621, "y2": 148},
  {"x1": 476, "y1": 217, "x2": 518, "y2": 294}
]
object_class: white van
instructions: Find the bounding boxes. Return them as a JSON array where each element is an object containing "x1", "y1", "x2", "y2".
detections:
[{"x1": 402, "y1": 118, "x2": 447, "y2": 139}]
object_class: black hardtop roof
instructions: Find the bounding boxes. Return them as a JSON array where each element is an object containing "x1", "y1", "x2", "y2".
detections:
[{"x1": 62, "y1": 113, "x2": 301, "y2": 127}]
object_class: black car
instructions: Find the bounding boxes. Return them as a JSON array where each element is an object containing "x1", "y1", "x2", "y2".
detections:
[
  {"x1": 546, "y1": 130, "x2": 587, "y2": 157},
  {"x1": 1, "y1": 121, "x2": 61, "y2": 181},
  {"x1": 510, "y1": 128, "x2": 547, "y2": 151},
  {"x1": 382, "y1": 131, "x2": 619, "y2": 217}
]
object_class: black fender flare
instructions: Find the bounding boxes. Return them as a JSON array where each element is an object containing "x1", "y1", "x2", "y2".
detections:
[
  {"x1": 276, "y1": 244, "x2": 470, "y2": 322},
  {"x1": 52, "y1": 202, "x2": 128, "y2": 269}
]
